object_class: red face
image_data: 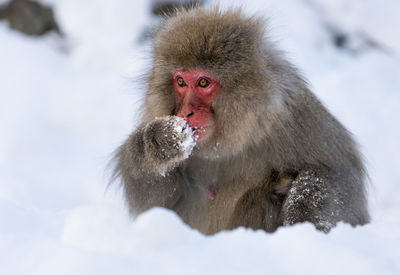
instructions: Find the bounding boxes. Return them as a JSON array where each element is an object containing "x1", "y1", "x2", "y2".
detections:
[{"x1": 173, "y1": 69, "x2": 220, "y2": 140}]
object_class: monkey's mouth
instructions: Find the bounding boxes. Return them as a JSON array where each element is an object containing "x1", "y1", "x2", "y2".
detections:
[
  {"x1": 190, "y1": 125, "x2": 213, "y2": 140},
  {"x1": 181, "y1": 124, "x2": 211, "y2": 133}
]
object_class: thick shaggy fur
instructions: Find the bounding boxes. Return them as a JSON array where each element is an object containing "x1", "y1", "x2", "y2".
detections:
[{"x1": 114, "y1": 7, "x2": 369, "y2": 234}]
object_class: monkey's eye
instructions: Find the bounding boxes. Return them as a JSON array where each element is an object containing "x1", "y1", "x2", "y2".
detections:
[
  {"x1": 177, "y1": 77, "x2": 186, "y2": 87},
  {"x1": 198, "y1": 78, "x2": 210, "y2": 88}
]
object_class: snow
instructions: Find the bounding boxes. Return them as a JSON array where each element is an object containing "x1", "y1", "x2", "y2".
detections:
[
  {"x1": 170, "y1": 116, "x2": 197, "y2": 159},
  {"x1": 1, "y1": 0, "x2": 399, "y2": 274}
]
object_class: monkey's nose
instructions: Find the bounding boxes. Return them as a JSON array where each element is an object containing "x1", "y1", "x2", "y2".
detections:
[{"x1": 186, "y1": 112, "x2": 194, "y2": 118}]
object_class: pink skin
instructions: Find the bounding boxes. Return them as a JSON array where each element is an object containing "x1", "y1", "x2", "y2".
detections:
[{"x1": 173, "y1": 69, "x2": 220, "y2": 140}]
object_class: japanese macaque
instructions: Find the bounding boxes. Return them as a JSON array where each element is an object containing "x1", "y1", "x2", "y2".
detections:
[{"x1": 113, "y1": 7, "x2": 369, "y2": 234}]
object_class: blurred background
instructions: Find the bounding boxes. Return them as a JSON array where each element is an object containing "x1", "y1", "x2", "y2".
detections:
[{"x1": 0, "y1": 0, "x2": 399, "y2": 274}]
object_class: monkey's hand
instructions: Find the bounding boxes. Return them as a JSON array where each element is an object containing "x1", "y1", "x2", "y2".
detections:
[
  {"x1": 115, "y1": 116, "x2": 193, "y2": 213},
  {"x1": 143, "y1": 116, "x2": 196, "y2": 176},
  {"x1": 281, "y1": 170, "x2": 337, "y2": 232}
]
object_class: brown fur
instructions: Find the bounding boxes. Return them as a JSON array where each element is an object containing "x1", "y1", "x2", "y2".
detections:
[{"x1": 113, "y1": 7, "x2": 369, "y2": 234}]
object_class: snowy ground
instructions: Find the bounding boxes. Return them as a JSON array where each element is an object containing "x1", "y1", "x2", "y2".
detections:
[{"x1": 1, "y1": 0, "x2": 399, "y2": 274}]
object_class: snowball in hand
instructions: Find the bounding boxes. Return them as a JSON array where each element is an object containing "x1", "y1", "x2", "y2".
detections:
[{"x1": 169, "y1": 116, "x2": 197, "y2": 159}]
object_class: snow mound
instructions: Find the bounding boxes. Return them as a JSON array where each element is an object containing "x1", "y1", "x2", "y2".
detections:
[{"x1": 1, "y1": 0, "x2": 400, "y2": 274}]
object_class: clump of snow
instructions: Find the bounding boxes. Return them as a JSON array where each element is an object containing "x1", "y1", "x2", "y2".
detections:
[{"x1": 171, "y1": 116, "x2": 197, "y2": 159}]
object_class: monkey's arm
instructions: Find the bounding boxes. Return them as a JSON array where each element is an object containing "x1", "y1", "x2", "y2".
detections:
[
  {"x1": 227, "y1": 171, "x2": 296, "y2": 232},
  {"x1": 116, "y1": 117, "x2": 193, "y2": 214},
  {"x1": 226, "y1": 169, "x2": 340, "y2": 233},
  {"x1": 280, "y1": 169, "x2": 342, "y2": 232}
]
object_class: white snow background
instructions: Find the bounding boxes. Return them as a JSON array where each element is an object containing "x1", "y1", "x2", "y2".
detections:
[{"x1": 1, "y1": 0, "x2": 399, "y2": 274}]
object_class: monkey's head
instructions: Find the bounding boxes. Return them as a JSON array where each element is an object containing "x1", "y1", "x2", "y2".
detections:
[{"x1": 145, "y1": 7, "x2": 282, "y2": 159}]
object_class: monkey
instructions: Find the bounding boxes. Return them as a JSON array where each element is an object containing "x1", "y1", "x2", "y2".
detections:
[{"x1": 113, "y1": 7, "x2": 369, "y2": 234}]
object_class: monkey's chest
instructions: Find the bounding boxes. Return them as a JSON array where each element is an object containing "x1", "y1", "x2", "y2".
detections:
[{"x1": 182, "y1": 173, "x2": 268, "y2": 234}]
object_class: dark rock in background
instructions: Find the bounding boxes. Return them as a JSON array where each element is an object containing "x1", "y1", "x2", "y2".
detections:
[{"x1": 0, "y1": 0, "x2": 60, "y2": 36}]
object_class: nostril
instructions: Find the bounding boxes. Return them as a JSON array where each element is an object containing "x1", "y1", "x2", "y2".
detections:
[{"x1": 186, "y1": 112, "x2": 194, "y2": 117}]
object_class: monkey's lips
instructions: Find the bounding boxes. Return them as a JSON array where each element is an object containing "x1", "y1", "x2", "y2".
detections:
[{"x1": 190, "y1": 125, "x2": 212, "y2": 140}]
